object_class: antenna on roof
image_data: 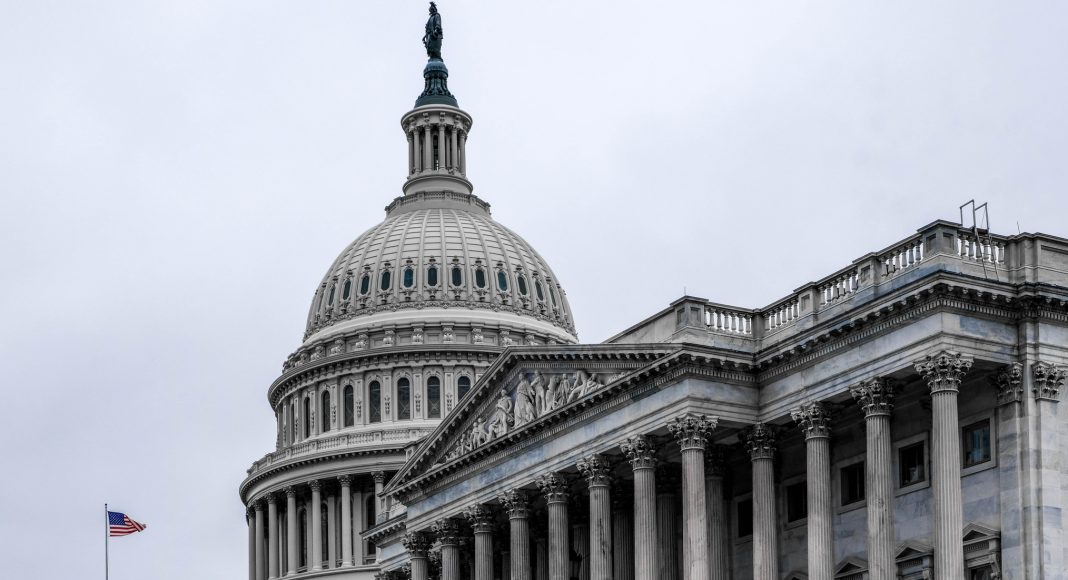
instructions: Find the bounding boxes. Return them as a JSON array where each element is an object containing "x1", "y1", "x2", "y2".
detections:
[{"x1": 958, "y1": 200, "x2": 999, "y2": 281}]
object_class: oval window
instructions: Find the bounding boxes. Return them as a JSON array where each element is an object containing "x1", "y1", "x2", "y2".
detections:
[
  {"x1": 427, "y1": 265, "x2": 439, "y2": 287},
  {"x1": 475, "y1": 268, "x2": 487, "y2": 288},
  {"x1": 403, "y1": 267, "x2": 415, "y2": 288},
  {"x1": 497, "y1": 271, "x2": 508, "y2": 291},
  {"x1": 359, "y1": 274, "x2": 371, "y2": 295},
  {"x1": 535, "y1": 280, "x2": 545, "y2": 301},
  {"x1": 517, "y1": 274, "x2": 528, "y2": 296},
  {"x1": 451, "y1": 266, "x2": 463, "y2": 287},
  {"x1": 380, "y1": 270, "x2": 392, "y2": 291},
  {"x1": 327, "y1": 285, "x2": 335, "y2": 305},
  {"x1": 342, "y1": 278, "x2": 352, "y2": 300}
]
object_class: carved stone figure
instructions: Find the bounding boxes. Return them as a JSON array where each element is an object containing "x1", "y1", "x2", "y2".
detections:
[
  {"x1": 486, "y1": 389, "x2": 514, "y2": 438},
  {"x1": 423, "y1": 2, "x2": 443, "y2": 59},
  {"x1": 514, "y1": 376, "x2": 536, "y2": 427}
]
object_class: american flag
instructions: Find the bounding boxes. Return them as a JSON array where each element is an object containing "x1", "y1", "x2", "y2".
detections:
[{"x1": 108, "y1": 511, "x2": 146, "y2": 537}]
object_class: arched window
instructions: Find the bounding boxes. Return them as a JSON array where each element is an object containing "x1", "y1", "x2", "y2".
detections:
[
  {"x1": 397, "y1": 378, "x2": 411, "y2": 421},
  {"x1": 343, "y1": 385, "x2": 354, "y2": 427},
  {"x1": 474, "y1": 267, "x2": 487, "y2": 289},
  {"x1": 290, "y1": 401, "x2": 297, "y2": 442},
  {"x1": 380, "y1": 270, "x2": 392, "y2": 291},
  {"x1": 320, "y1": 391, "x2": 330, "y2": 433},
  {"x1": 427, "y1": 264, "x2": 439, "y2": 287},
  {"x1": 517, "y1": 273, "x2": 528, "y2": 296},
  {"x1": 327, "y1": 284, "x2": 335, "y2": 305},
  {"x1": 427, "y1": 376, "x2": 442, "y2": 419},
  {"x1": 457, "y1": 376, "x2": 472, "y2": 400},
  {"x1": 302, "y1": 397, "x2": 311, "y2": 438},
  {"x1": 368, "y1": 381, "x2": 381, "y2": 423},
  {"x1": 359, "y1": 273, "x2": 370, "y2": 295},
  {"x1": 550, "y1": 285, "x2": 559, "y2": 307},
  {"x1": 535, "y1": 280, "x2": 545, "y2": 301},
  {"x1": 342, "y1": 278, "x2": 352, "y2": 301},
  {"x1": 497, "y1": 270, "x2": 508, "y2": 291},
  {"x1": 403, "y1": 267, "x2": 415, "y2": 288},
  {"x1": 451, "y1": 265, "x2": 463, "y2": 287}
]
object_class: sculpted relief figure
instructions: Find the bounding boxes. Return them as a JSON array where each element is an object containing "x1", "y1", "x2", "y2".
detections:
[
  {"x1": 486, "y1": 389, "x2": 513, "y2": 438},
  {"x1": 513, "y1": 377, "x2": 536, "y2": 427}
]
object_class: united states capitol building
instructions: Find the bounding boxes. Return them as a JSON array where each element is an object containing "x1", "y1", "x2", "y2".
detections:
[{"x1": 239, "y1": 7, "x2": 1068, "y2": 580}]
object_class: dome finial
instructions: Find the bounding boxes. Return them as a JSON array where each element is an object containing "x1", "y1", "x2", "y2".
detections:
[{"x1": 416, "y1": 2, "x2": 457, "y2": 107}]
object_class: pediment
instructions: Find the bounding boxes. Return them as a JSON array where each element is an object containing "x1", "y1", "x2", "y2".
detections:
[
  {"x1": 835, "y1": 557, "x2": 869, "y2": 576},
  {"x1": 895, "y1": 539, "x2": 932, "y2": 560},
  {"x1": 962, "y1": 522, "x2": 999, "y2": 542}
]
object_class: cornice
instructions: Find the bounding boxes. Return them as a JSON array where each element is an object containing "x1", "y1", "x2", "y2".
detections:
[{"x1": 239, "y1": 444, "x2": 407, "y2": 500}]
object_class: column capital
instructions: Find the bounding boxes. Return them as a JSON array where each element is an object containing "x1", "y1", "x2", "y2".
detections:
[
  {"x1": 914, "y1": 350, "x2": 973, "y2": 394},
  {"x1": 850, "y1": 377, "x2": 895, "y2": 417},
  {"x1": 536, "y1": 472, "x2": 570, "y2": 503},
  {"x1": 790, "y1": 401, "x2": 832, "y2": 438},
  {"x1": 402, "y1": 531, "x2": 432, "y2": 557},
  {"x1": 372, "y1": 470, "x2": 387, "y2": 484},
  {"x1": 265, "y1": 491, "x2": 279, "y2": 505},
  {"x1": 1032, "y1": 361, "x2": 1067, "y2": 402},
  {"x1": 667, "y1": 413, "x2": 718, "y2": 451},
  {"x1": 620, "y1": 434, "x2": 657, "y2": 470},
  {"x1": 253, "y1": 499, "x2": 266, "y2": 511},
  {"x1": 705, "y1": 443, "x2": 728, "y2": 477},
  {"x1": 431, "y1": 518, "x2": 462, "y2": 546},
  {"x1": 498, "y1": 489, "x2": 530, "y2": 519},
  {"x1": 577, "y1": 454, "x2": 613, "y2": 487},
  {"x1": 743, "y1": 423, "x2": 777, "y2": 461},
  {"x1": 990, "y1": 363, "x2": 1024, "y2": 405},
  {"x1": 463, "y1": 504, "x2": 495, "y2": 533},
  {"x1": 338, "y1": 474, "x2": 354, "y2": 487},
  {"x1": 309, "y1": 479, "x2": 322, "y2": 492},
  {"x1": 283, "y1": 486, "x2": 298, "y2": 498}
]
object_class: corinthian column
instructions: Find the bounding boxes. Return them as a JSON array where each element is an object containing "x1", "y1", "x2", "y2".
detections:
[
  {"x1": 371, "y1": 471, "x2": 386, "y2": 523},
  {"x1": 433, "y1": 518, "x2": 462, "y2": 580},
  {"x1": 500, "y1": 490, "x2": 532, "y2": 580},
  {"x1": 254, "y1": 502, "x2": 266, "y2": 580},
  {"x1": 669, "y1": 413, "x2": 717, "y2": 580},
  {"x1": 915, "y1": 350, "x2": 972, "y2": 579},
  {"x1": 338, "y1": 475, "x2": 353, "y2": 567},
  {"x1": 704, "y1": 445, "x2": 729, "y2": 580},
  {"x1": 403, "y1": 531, "x2": 432, "y2": 580},
  {"x1": 578, "y1": 454, "x2": 613, "y2": 580},
  {"x1": 464, "y1": 505, "x2": 495, "y2": 580},
  {"x1": 310, "y1": 480, "x2": 323, "y2": 571},
  {"x1": 790, "y1": 403, "x2": 833, "y2": 580},
  {"x1": 267, "y1": 493, "x2": 279, "y2": 579},
  {"x1": 621, "y1": 435, "x2": 658, "y2": 580},
  {"x1": 536, "y1": 472, "x2": 571, "y2": 580},
  {"x1": 850, "y1": 379, "x2": 896, "y2": 580},
  {"x1": 285, "y1": 487, "x2": 298, "y2": 576},
  {"x1": 744, "y1": 424, "x2": 778, "y2": 580}
]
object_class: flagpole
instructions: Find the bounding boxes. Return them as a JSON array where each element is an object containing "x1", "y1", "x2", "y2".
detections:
[{"x1": 104, "y1": 503, "x2": 109, "y2": 580}]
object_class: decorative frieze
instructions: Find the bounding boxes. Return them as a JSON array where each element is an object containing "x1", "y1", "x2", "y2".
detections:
[
  {"x1": 1032, "y1": 361, "x2": 1067, "y2": 402},
  {"x1": 914, "y1": 350, "x2": 973, "y2": 394},
  {"x1": 743, "y1": 423, "x2": 777, "y2": 461},
  {"x1": 850, "y1": 377, "x2": 895, "y2": 417},
  {"x1": 621, "y1": 434, "x2": 657, "y2": 470},
  {"x1": 578, "y1": 454, "x2": 613, "y2": 486},
  {"x1": 668, "y1": 413, "x2": 718, "y2": 451},
  {"x1": 990, "y1": 363, "x2": 1023, "y2": 405},
  {"x1": 790, "y1": 402, "x2": 832, "y2": 438},
  {"x1": 536, "y1": 472, "x2": 570, "y2": 503}
]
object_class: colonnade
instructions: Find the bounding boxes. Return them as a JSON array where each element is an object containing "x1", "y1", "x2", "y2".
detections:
[
  {"x1": 407, "y1": 119, "x2": 466, "y2": 177},
  {"x1": 246, "y1": 471, "x2": 390, "y2": 580}
]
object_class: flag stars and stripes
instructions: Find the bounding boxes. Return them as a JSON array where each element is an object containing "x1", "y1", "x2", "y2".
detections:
[{"x1": 107, "y1": 511, "x2": 146, "y2": 537}]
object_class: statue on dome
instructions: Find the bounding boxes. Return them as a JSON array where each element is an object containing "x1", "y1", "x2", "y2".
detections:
[{"x1": 423, "y1": 2, "x2": 444, "y2": 60}]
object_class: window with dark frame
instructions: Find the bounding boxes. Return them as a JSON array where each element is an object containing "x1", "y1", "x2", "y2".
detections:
[
  {"x1": 343, "y1": 385, "x2": 354, "y2": 427},
  {"x1": 899, "y1": 441, "x2": 926, "y2": 487},
  {"x1": 737, "y1": 498, "x2": 753, "y2": 538},
  {"x1": 369, "y1": 381, "x2": 382, "y2": 423},
  {"x1": 963, "y1": 419, "x2": 992, "y2": 468},
  {"x1": 840, "y1": 461, "x2": 865, "y2": 506},
  {"x1": 427, "y1": 376, "x2": 442, "y2": 419},
  {"x1": 785, "y1": 481, "x2": 807, "y2": 523},
  {"x1": 397, "y1": 378, "x2": 411, "y2": 421}
]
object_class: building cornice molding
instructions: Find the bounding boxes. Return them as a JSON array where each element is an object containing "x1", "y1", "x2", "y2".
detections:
[{"x1": 239, "y1": 443, "x2": 409, "y2": 500}]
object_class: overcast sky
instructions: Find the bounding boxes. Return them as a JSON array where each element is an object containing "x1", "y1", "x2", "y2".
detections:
[{"x1": 3, "y1": 1, "x2": 1067, "y2": 578}]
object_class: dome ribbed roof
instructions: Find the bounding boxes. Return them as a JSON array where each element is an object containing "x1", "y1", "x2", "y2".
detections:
[{"x1": 304, "y1": 192, "x2": 576, "y2": 343}]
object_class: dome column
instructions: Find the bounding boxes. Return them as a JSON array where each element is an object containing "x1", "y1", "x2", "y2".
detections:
[
  {"x1": 407, "y1": 130, "x2": 415, "y2": 176},
  {"x1": 458, "y1": 129, "x2": 467, "y2": 175},
  {"x1": 422, "y1": 122, "x2": 432, "y2": 174},
  {"x1": 285, "y1": 487, "x2": 298, "y2": 576},
  {"x1": 267, "y1": 493, "x2": 280, "y2": 579},
  {"x1": 339, "y1": 476, "x2": 353, "y2": 567},
  {"x1": 254, "y1": 502, "x2": 266, "y2": 580},
  {"x1": 310, "y1": 480, "x2": 323, "y2": 571}
]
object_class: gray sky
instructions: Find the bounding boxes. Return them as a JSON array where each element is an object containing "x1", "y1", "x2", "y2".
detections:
[{"x1": 2, "y1": 1, "x2": 1066, "y2": 578}]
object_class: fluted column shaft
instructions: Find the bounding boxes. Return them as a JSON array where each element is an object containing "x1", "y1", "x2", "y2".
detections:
[
  {"x1": 434, "y1": 519, "x2": 462, "y2": 580},
  {"x1": 669, "y1": 414, "x2": 716, "y2": 580},
  {"x1": 422, "y1": 125, "x2": 432, "y2": 172},
  {"x1": 850, "y1": 380, "x2": 895, "y2": 580},
  {"x1": 285, "y1": 488, "x2": 297, "y2": 576},
  {"x1": 656, "y1": 474, "x2": 679, "y2": 580},
  {"x1": 310, "y1": 481, "x2": 323, "y2": 570},
  {"x1": 267, "y1": 496, "x2": 279, "y2": 579},
  {"x1": 339, "y1": 476, "x2": 353, "y2": 567},
  {"x1": 372, "y1": 471, "x2": 386, "y2": 523},
  {"x1": 249, "y1": 511, "x2": 256, "y2": 580},
  {"x1": 437, "y1": 124, "x2": 445, "y2": 169},
  {"x1": 916, "y1": 351, "x2": 972, "y2": 580},
  {"x1": 792, "y1": 404, "x2": 833, "y2": 580},
  {"x1": 403, "y1": 532, "x2": 431, "y2": 580},
  {"x1": 745, "y1": 424, "x2": 778, "y2": 580},
  {"x1": 254, "y1": 504, "x2": 266, "y2": 580},
  {"x1": 465, "y1": 505, "x2": 496, "y2": 580},
  {"x1": 536, "y1": 537, "x2": 549, "y2": 580},
  {"x1": 458, "y1": 130, "x2": 467, "y2": 174},
  {"x1": 622, "y1": 435, "x2": 658, "y2": 580},
  {"x1": 407, "y1": 131, "x2": 415, "y2": 175},
  {"x1": 449, "y1": 127, "x2": 458, "y2": 170},
  {"x1": 500, "y1": 490, "x2": 532, "y2": 580},
  {"x1": 705, "y1": 447, "x2": 729, "y2": 580},
  {"x1": 537, "y1": 473, "x2": 570, "y2": 580}
]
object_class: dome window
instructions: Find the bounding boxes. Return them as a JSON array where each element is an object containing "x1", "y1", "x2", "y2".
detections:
[
  {"x1": 359, "y1": 273, "x2": 371, "y2": 295},
  {"x1": 327, "y1": 284, "x2": 335, "y2": 305},
  {"x1": 427, "y1": 264, "x2": 439, "y2": 287},
  {"x1": 380, "y1": 270, "x2": 392, "y2": 291},
  {"x1": 426, "y1": 376, "x2": 442, "y2": 419},
  {"x1": 497, "y1": 271, "x2": 509, "y2": 291},
  {"x1": 320, "y1": 391, "x2": 331, "y2": 432},
  {"x1": 457, "y1": 376, "x2": 472, "y2": 400},
  {"x1": 517, "y1": 274, "x2": 528, "y2": 296},
  {"x1": 397, "y1": 378, "x2": 411, "y2": 421},
  {"x1": 342, "y1": 278, "x2": 352, "y2": 301},
  {"x1": 474, "y1": 267, "x2": 487, "y2": 289},
  {"x1": 550, "y1": 286, "x2": 559, "y2": 307},
  {"x1": 451, "y1": 266, "x2": 463, "y2": 287},
  {"x1": 403, "y1": 267, "x2": 415, "y2": 289},
  {"x1": 302, "y1": 397, "x2": 311, "y2": 438},
  {"x1": 343, "y1": 385, "x2": 354, "y2": 427},
  {"x1": 535, "y1": 280, "x2": 545, "y2": 301},
  {"x1": 368, "y1": 381, "x2": 382, "y2": 423}
]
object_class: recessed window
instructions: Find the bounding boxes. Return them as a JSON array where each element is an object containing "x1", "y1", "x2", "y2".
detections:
[
  {"x1": 497, "y1": 270, "x2": 508, "y2": 291},
  {"x1": 899, "y1": 442, "x2": 926, "y2": 487},
  {"x1": 427, "y1": 265, "x2": 439, "y2": 287},
  {"x1": 396, "y1": 378, "x2": 411, "y2": 420},
  {"x1": 320, "y1": 391, "x2": 330, "y2": 432},
  {"x1": 359, "y1": 274, "x2": 371, "y2": 295},
  {"x1": 549, "y1": 286, "x2": 558, "y2": 307},
  {"x1": 451, "y1": 266, "x2": 463, "y2": 287},
  {"x1": 517, "y1": 274, "x2": 528, "y2": 295},
  {"x1": 841, "y1": 462, "x2": 865, "y2": 506},
  {"x1": 427, "y1": 376, "x2": 441, "y2": 419},
  {"x1": 963, "y1": 420, "x2": 992, "y2": 468},
  {"x1": 342, "y1": 278, "x2": 352, "y2": 301},
  {"x1": 785, "y1": 481, "x2": 807, "y2": 523},
  {"x1": 380, "y1": 270, "x2": 392, "y2": 291},
  {"x1": 403, "y1": 267, "x2": 415, "y2": 289},
  {"x1": 327, "y1": 285, "x2": 335, "y2": 305},
  {"x1": 368, "y1": 381, "x2": 381, "y2": 424},
  {"x1": 535, "y1": 280, "x2": 545, "y2": 301},
  {"x1": 343, "y1": 385, "x2": 354, "y2": 427},
  {"x1": 302, "y1": 397, "x2": 311, "y2": 438},
  {"x1": 457, "y1": 376, "x2": 471, "y2": 400},
  {"x1": 474, "y1": 268, "x2": 487, "y2": 289},
  {"x1": 970, "y1": 568, "x2": 993, "y2": 580},
  {"x1": 736, "y1": 498, "x2": 753, "y2": 538}
]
